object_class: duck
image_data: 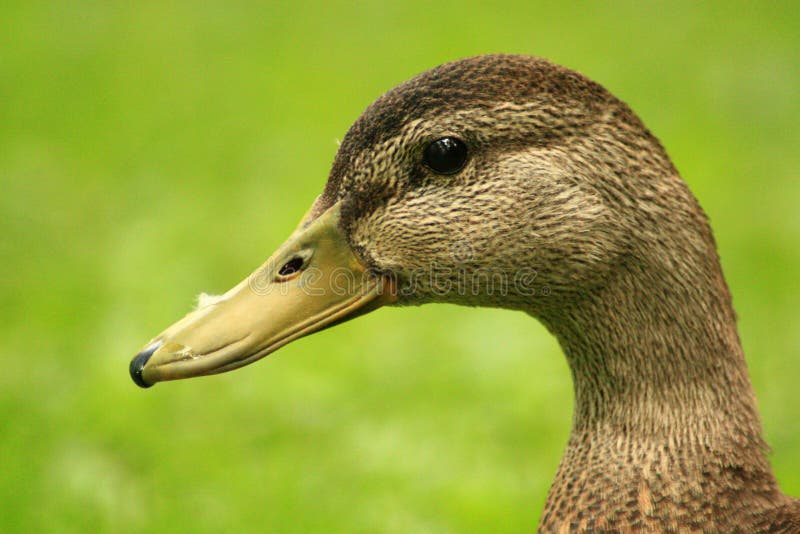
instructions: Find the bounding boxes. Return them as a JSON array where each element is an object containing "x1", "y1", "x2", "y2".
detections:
[{"x1": 129, "y1": 54, "x2": 799, "y2": 532}]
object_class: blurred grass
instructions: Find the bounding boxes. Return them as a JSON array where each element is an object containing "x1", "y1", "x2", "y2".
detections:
[{"x1": 0, "y1": 1, "x2": 798, "y2": 532}]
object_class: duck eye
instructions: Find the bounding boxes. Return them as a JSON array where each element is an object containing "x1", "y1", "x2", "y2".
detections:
[{"x1": 423, "y1": 137, "x2": 468, "y2": 175}]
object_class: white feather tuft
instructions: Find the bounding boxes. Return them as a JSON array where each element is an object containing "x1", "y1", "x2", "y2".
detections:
[{"x1": 196, "y1": 292, "x2": 226, "y2": 309}]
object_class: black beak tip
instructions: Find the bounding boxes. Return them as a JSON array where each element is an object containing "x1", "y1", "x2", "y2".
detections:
[{"x1": 130, "y1": 342, "x2": 160, "y2": 389}]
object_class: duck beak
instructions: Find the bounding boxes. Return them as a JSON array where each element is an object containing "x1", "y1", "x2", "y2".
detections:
[{"x1": 129, "y1": 203, "x2": 396, "y2": 388}]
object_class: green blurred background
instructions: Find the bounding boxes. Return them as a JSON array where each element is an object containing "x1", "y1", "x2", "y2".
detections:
[{"x1": 1, "y1": 1, "x2": 798, "y2": 532}]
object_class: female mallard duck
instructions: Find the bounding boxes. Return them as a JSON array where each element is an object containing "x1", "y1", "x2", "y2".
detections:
[{"x1": 130, "y1": 55, "x2": 798, "y2": 531}]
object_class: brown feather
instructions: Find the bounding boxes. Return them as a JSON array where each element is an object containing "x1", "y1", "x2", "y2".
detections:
[{"x1": 316, "y1": 55, "x2": 798, "y2": 532}]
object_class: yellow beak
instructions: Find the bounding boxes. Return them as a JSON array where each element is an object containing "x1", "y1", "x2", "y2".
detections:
[{"x1": 129, "y1": 203, "x2": 395, "y2": 388}]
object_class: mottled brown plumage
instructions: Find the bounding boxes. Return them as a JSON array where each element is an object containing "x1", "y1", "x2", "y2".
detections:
[{"x1": 307, "y1": 55, "x2": 798, "y2": 532}]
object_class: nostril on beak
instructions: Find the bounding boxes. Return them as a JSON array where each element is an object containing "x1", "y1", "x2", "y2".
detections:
[{"x1": 130, "y1": 341, "x2": 161, "y2": 388}]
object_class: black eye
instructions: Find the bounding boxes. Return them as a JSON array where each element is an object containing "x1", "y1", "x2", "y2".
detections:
[{"x1": 423, "y1": 137, "x2": 468, "y2": 175}]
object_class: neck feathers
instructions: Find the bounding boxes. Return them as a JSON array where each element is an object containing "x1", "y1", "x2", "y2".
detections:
[{"x1": 536, "y1": 219, "x2": 784, "y2": 530}]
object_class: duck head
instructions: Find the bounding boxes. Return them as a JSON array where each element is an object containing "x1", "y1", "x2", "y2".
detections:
[{"x1": 130, "y1": 54, "x2": 698, "y2": 388}]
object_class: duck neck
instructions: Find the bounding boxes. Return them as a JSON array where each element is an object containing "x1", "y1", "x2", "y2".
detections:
[{"x1": 536, "y1": 252, "x2": 781, "y2": 529}]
